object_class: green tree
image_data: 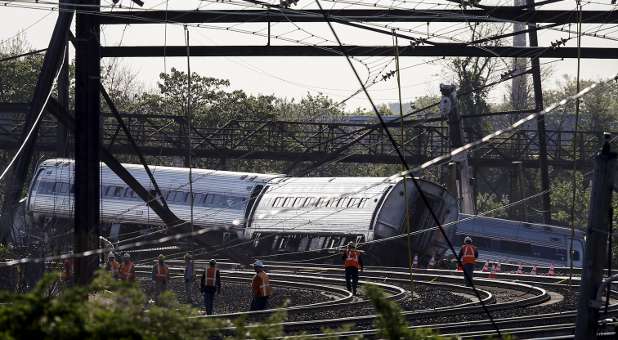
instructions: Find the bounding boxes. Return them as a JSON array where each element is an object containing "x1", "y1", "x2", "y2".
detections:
[{"x1": 0, "y1": 35, "x2": 44, "y2": 103}]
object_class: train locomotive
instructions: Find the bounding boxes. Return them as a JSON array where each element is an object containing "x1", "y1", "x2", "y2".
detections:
[{"x1": 25, "y1": 159, "x2": 458, "y2": 265}]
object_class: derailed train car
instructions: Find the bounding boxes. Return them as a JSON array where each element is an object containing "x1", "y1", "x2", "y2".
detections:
[
  {"x1": 455, "y1": 214, "x2": 585, "y2": 267},
  {"x1": 25, "y1": 159, "x2": 458, "y2": 265}
]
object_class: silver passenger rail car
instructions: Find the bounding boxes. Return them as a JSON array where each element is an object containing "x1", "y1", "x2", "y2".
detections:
[
  {"x1": 27, "y1": 159, "x2": 282, "y2": 237},
  {"x1": 247, "y1": 176, "x2": 458, "y2": 266},
  {"x1": 454, "y1": 214, "x2": 585, "y2": 268},
  {"x1": 26, "y1": 159, "x2": 458, "y2": 265}
]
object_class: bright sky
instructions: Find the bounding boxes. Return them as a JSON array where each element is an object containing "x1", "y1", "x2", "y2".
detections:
[{"x1": 1, "y1": 0, "x2": 617, "y2": 112}]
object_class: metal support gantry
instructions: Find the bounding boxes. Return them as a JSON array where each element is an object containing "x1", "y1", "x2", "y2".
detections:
[{"x1": 1, "y1": 0, "x2": 618, "y2": 283}]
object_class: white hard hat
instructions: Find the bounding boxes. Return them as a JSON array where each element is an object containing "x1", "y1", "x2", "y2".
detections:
[
  {"x1": 253, "y1": 260, "x2": 265, "y2": 268},
  {"x1": 123, "y1": 252, "x2": 130, "y2": 259},
  {"x1": 464, "y1": 236, "x2": 472, "y2": 244}
]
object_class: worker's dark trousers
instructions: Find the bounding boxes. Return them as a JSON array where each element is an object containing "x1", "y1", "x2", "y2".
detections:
[
  {"x1": 203, "y1": 291, "x2": 215, "y2": 315},
  {"x1": 463, "y1": 263, "x2": 475, "y2": 286},
  {"x1": 250, "y1": 296, "x2": 269, "y2": 311},
  {"x1": 345, "y1": 267, "x2": 359, "y2": 295}
]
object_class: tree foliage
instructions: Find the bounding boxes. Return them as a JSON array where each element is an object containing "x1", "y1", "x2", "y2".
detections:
[{"x1": 0, "y1": 271, "x2": 442, "y2": 339}]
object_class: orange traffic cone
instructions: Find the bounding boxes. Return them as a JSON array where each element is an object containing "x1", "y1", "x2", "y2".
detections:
[
  {"x1": 488, "y1": 264, "x2": 497, "y2": 279},
  {"x1": 548, "y1": 264, "x2": 555, "y2": 276},
  {"x1": 482, "y1": 262, "x2": 489, "y2": 272},
  {"x1": 516, "y1": 263, "x2": 523, "y2": 274},
  {"x1": 530, "y1": 265, "x2": 537, "y2": 275}
]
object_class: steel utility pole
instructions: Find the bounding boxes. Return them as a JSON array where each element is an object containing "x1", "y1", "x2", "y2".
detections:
[
  {"x1": 440, "y1": 84, "x2": 475, "y2": 214},
  {"x1": 575, "y1": 133, "x2": 616, "y2": 340},
  {"x1": 526, "y1": 0, "x2": 552, "y2": 224},
  {"x1": 512, "y1": 0, "x2": 528, "y2": 113},
  {"x1": 74, "y1": 0, "x2": 101, "y2": 285},
  {"x1": 57, "y1": 35, "x2": 69, "y2": 157}
]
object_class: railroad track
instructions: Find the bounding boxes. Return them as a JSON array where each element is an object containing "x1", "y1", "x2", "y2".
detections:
[{"x1": 133, "y1": 259, "x2": 616, "y2": 338}]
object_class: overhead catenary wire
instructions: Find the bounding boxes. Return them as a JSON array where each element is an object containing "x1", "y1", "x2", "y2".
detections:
[
  {"x1": 0, "y1": 48, "x2": 67, "y2": 183},
  {"x1": 3, "y1": 75, "x2": 613, "y2": 270},
  {"x1": 569, "y1": 0, "x2": 584, "y2": 285},
  {"x1": 392, "y1": 28, "x2": 415, "y2": 295},
  {"x1": 184, "y1": 24, "x2": 195, "y2": 253},
  {"x1": 312, "y1": 0, "x2": 503, "y2": 335},
  {"x1": 3, "y1": 0, "x2": 612, "y2": 270}
]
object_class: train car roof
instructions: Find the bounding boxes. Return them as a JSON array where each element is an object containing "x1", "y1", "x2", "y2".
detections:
[
  {"x1": 39, "y1": 158, "x2": 283, "y2": 184},
  {"x1": 264, "y1": 176, "x2": 397, "y2": 195},
  {"x1": 456, "y1": 213, "x2": 585, "y2": 245}
]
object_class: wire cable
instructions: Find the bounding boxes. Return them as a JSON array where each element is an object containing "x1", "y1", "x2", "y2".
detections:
[
  {"x1": 0, "y1": 48, "x2": 66, "y2": 183},
  {"x1": 313, "y1": 0, "x2": 502, "y2": 335}
]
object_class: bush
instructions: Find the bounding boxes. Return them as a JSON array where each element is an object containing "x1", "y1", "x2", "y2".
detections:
[
  {"x1": 364, "y1": 284, "x2": 446, "y2": 339},
  {"x1": 0, "y1": 272, "x2": 442, "y2": 339}
]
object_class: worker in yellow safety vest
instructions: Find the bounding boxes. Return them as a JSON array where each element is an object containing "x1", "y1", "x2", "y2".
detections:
[
  {"x1": 152, "y1": 254, "x2": 169, "y2": 301},
  {"x1": 200, "y1": 259, "x2": 221, "y2": 315},
  {"x1": 458, "y1": 236, "x2": 479, "y2": 286},
  {"x1": 105, "y1": 252, "x2": 120, "y2": 279},
  {"x1": 342, "y1": 242, "x2": 364, "y2": 295},
  {"x1": 250, "y1": 260, "x2": 272, "y2": 311},
  {"x1": 119, "y1": 253, "x2": 135, "y2": 282}
]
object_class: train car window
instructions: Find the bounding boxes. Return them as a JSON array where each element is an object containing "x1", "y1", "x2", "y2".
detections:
[
  {"x1": 272, "y1": 197, "x2": 282, "y2": 207},
  {"x1": 226, "y1": 196, "x2": 243, "y2": 209},
  {"x1": 211, "y1": 194, "x2": 227, "y2": 208},
  {"x1": 327, "y1": 198, "x2": 340, "y2": 208},
  {"x1": 54, "y1": 182, "x2": 70, "y2": 194},
  {"x1": 359, "y1": 198, "x2": 368, "y2": 208},
  {"x1": 292, "y1": 197, "x2": 302, "y2": 207},
  {"x1": 348, "y1": 198, "x2": 359, "y2": 208},
  {"x1": 175, "y1": 192, "x2": 189, "y2": 203},
  {"x1": 37, "y1": 181, "x2": 54, "y2": 194},
  {"x1": 113, "y1": 186, "x2": 124, "y2": 197},
  {"x1": 192, "y1": 193, "x2": 205, "y2": 205},
  {"x1": 283, "y1": 197, "x2": 292, "y2": 208},
  {"x1": 103, "y1": 186, "x2": 113, "y2": 197},
  {"x1": 166, "y1": 191, "x2": 177, "y2": 201},
  {"x1": 318, "y1": 198, "x2": 327, "y2": 208},
  {"x1": 304, "y1": 198, "x2": 316, "y2": 207},
  {"x1": 337, "y1": 198, "x2": 349, "y2": 208},
  {"x1": 125, "y1": 189, "x2": 136, "y2": 199},
  {"x1": 573, "y1": 251, "x2": 580, "y2": 261},
  {"x1": 204, "y1": 194, "x2": 214, "y2": 206}
]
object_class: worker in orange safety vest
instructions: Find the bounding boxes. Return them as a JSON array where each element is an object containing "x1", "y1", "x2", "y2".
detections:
[
  {"x1": 250, "y1": 260, "x2": 272, "y2": 311},
  {"x1": 119, "y1": 252, "x2": 135, "y2": 282},
  {"x1": 105, "y1": 252, "x2": 120, "y2": 280},
  {"x1": 458, "y1": 236, "x2": 479, "y2": 286},
  {"x1": 342, "y1": 242, "x2": 364, "y2": 296},
  {"x1": 200, "y1": 259, "x2": 221, "y2": 315},
  {"x1": 152, "y1": 254, "x2": 169, "y2": 301}
]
